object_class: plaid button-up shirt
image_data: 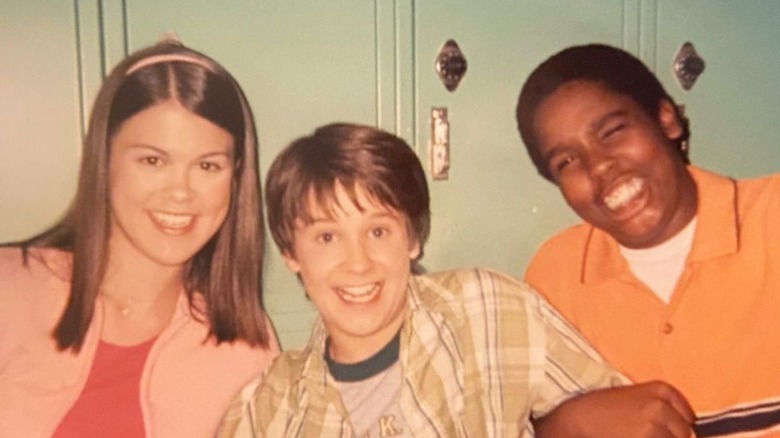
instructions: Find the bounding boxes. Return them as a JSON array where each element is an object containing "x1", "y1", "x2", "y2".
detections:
[{"x1": 219, "y1": 268, "x2": 625, "y2": 437}]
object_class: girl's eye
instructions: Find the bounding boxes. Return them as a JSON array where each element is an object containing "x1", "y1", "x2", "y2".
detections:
[
  {"x1": 140, "y1": 156, "x2": 162, "y2": 166},
  {"x1": 199, "y1": 161, "x2": 223, "y2": 172},
  {"x1": 371, "y1": 228, "x2": 386, "y2": 238}
]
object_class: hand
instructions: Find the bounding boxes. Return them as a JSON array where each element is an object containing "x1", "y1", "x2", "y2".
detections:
[{"x1": 533, "y1": 380, "x2": 696, "y2": 438}]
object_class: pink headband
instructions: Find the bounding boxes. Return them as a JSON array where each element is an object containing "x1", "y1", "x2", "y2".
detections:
[{"x1": 126, "y1": 53, "x2": 213, "y2": 75}]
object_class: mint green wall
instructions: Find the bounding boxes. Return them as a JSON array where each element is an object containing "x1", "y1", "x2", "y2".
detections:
[
  {"x1": 653, "y1": 0, "x2": 780, "y2": 178},
  {"x1": 2, "y1": 0, "x2": 779, "y2": 348},
  {"x1": 0, "y1": 2, "x2": 82, "y2": 240}
]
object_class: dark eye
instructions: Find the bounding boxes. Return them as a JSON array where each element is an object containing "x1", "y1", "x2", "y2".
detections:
[
  {"x1": 551, "y1": 154, "x2": 577, "y2": 174},
  {"x1": 318, "y1": 232, "x2": 334, "y2": 243},
  {"x1": 371, "y1": 228, "x2": 386, "y2": 238},
  {"x1": 199, "y1": 161, "x2": 222, "y2": 172},
  {"x1": 557, "y1": 156, "x2": 575, "y2": 171},
  {"x1": 141, "y1": 156, "x2": 162, "y2": 166},
  {"x1": 603, "y1": 122, "x2": 626, "y2": 139}
]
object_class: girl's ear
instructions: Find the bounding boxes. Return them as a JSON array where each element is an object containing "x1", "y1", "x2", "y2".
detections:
[
  {"x1": 658, "y1": 99, "x2": 684, "y2": 141},
  {"x1": 281, "y1": 251, "x2": 301, "y2": 273}
]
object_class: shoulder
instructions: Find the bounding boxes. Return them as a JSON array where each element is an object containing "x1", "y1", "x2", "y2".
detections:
[
  {"x1": 0, "y1": 247, "x2": 71, "y2": 344},
  {"x1": 691, "y1": 166, "x2": 779, "y2": 211},
  {"x1": 0, "y1": 246, "x2": 29, "y2": 275},
  {"x1": 731, "y1": 172, "x2": 780, "y2": 245},
  {"x1": 218, "y1": 350, "x2": 309, "y2": 438},
  {"x1": 735, "y1": 171, "x2": 780, "y2": 205},
  {"x1": 416, "y1": 268, "x2": 530, "y2": 300},
  {"x1": 420, "y1": 267, "x2": 522, "y2": 286},
  {"x1": 412, "y1": 268, "x2": 542, "y2": 324},
  {"x1": 525, "y1": 223, "x2": 591, "y2": 282},
  {"x1": 0, "y1": 246, "x2": 71, "y2": 301},
  {"x1": 532, "y1": 223, "x2": 592, "y2": 261},
  {"x1": 0, "y1": 246, "x2": 71, "y2": 282},
  {"x1": 264, "y1": 349, "x2": 310, "y2": 384}
]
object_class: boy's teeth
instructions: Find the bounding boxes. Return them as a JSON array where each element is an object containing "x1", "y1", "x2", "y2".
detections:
[
  {"x1": 152, "y1": 212, "x2": 194, "y2": 229},
  {"x1": 604, "y1": 178, "x2": 643, "y2": 210},
  {"x1": 338, "y1": 283, "x2": 380, "y2": 304}
]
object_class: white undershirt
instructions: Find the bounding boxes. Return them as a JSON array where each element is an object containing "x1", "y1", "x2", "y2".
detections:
[{"x1": 619, "y1": 217, "x2": 697, "y2": 303}]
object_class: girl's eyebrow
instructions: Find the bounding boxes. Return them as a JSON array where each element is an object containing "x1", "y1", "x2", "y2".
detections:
[
  {"x1": 126, "y1": 144, "x2": 168, "y2": 156},
  {"x1": 199, "y1": 150, "x2": 233, "y2": 160},
  {"x1": 125, "y1": 144, "x2": 233, "y2": 160}
]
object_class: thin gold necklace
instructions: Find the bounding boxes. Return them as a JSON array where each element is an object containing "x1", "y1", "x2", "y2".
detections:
[{"x1": 100, "y1": 293, "x2": 157, "y2": 317}]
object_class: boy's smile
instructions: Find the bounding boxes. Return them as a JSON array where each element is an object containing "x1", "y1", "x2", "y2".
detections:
[
  {"x1": 533, "y1": 80, "x2": 697, "y2": 248},
  {"x1": 336, "y1": 282, "x2": 382, "y2": 304},
  {"x1": 283, "y1": 181, "x2": 420, "y2": 363}
]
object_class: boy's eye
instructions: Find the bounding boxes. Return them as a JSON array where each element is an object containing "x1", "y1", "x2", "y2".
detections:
[
  {"x1": 551, "y1": 154, "x2": 577, "y2": 174},
  {"x1": 317, "y1": 232, "x2": 334, "y2": 243},
  {"x1": 370, "y1": 227, "x2": 387, "y2": 238},
  {"x1": 602, "y1": 122, "x2": 627, "y2": 139}
]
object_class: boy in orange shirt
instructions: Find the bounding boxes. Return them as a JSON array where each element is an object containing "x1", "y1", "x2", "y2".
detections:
[{"x1": 517, "y1": 43, "x2": 780, "y2": 436}]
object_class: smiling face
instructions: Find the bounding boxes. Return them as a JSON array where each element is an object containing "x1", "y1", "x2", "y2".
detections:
[
  {"x1": 108, "y1": 100, "x2": 235, "y2": 269},
  {"x1": 533, "y1": 80, "x2": 697, "y2": 248},
  {"x1": 283, "y1": 181, "x2": 420, "y2": 363}
]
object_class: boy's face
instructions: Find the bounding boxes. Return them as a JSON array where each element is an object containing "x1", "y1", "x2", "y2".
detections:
[
  {"x1": 533, "y1": 80, "x2": 697, "y2": 249},
  {"x1": 283, "y1": 181, "x2": 420, "y2": 363}
]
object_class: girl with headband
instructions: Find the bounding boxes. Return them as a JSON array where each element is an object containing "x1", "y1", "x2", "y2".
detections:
[{"x1": 0, "y1": 40, "x2": 278, "y2": 437}]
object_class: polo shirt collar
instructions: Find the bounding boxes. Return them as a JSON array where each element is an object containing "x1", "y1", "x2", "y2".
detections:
[{"x1": 581, "y1": 166, "x2": 738, "y2": 284}]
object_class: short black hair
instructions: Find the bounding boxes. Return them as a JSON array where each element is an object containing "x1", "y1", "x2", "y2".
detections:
[{"x1": 516, "y1": 43, "x2": 690, "y2": 181}]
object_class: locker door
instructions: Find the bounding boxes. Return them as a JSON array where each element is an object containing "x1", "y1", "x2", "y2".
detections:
[
  {"x1": 0, "y1": 2, "x2": 89, "y2": 241},
  {"x1": 652, "y1": 0, "x2": 780, "y2": 178},
  {"x1": 409, "y1": 1, "x2": 626, "y2": 275}
]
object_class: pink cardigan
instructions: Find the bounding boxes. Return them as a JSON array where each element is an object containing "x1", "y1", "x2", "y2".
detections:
[{"x1": 0, "y1": 247, "x2": 279, "y2": 437}]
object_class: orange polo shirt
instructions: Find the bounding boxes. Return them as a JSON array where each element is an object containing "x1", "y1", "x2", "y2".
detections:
[{"x1": 526, "y1": 166, "x2": 780, "y2": 436}]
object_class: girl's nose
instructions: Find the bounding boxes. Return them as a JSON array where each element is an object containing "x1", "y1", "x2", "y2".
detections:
[{"x1": 167, "y1": 166, "x2": 194, "y2": 201}]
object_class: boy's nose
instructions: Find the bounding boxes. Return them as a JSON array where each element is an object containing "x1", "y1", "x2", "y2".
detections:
[
  {"x1": 587, "y1": 149, "x2": 618, "y2": 182},
  {"x1": 344, "y1": 238, "x2": 372, "y2": 273}
]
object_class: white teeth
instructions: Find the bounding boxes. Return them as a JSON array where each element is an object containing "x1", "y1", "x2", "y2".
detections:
[
  {"x1": 604, "y1": 178, "x2": 644, "y2": 210},
  {"x1": 337, "y1": 283, "x2": 380, "y2": 304},
  {"x1": 151, "y1": 212, "x2": 194, "y2": 229}
]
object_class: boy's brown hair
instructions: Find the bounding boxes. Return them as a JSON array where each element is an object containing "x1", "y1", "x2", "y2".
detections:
[{"x1": 265, "y1": 123, "x2": 430, "y2": 259}]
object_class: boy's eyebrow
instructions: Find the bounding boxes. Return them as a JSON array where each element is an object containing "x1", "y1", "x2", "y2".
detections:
[
  {"x1": 367, "y1": 210, "x2": 400, "y2": 220},
  {"x1": 542, "y1": 143, "x2": 571, "y2": 164},
  {"x1": 541, "y1": 109, "x2": 630, "y2": 164},
  {"x1": 297, "y1": 207, "x2": 400, "y2": 226},
  {"x1": 300, "y1": 217, "x2": 335, "y2": 226},
  {"x1": 591, "y1": 109, "x2": 628, "y2": 132}
]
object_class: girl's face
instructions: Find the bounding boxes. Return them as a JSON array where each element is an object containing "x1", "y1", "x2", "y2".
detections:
[
  {"x1": 533, "y1": 80, "x2": 697, "y2": 248},
  {"x1": 108, "y1": 100, "x2": 235, "y2": 268}
]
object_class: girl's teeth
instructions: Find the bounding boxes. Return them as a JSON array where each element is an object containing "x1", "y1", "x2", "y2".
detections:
[
  {"x1": 604, "y1": 178, "x2": 643, "y2": 210},
  {"x1": 152, "y1": 212, "x2": 194, "y2": 229}
]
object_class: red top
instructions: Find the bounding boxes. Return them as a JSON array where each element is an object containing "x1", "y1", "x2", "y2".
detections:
[{"x1": 53, "y1": 337, "x2": 156, "y2": 438}]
